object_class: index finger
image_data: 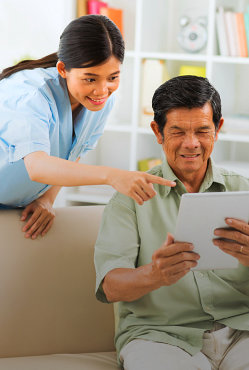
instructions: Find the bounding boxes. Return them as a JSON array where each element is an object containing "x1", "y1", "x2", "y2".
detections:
[
  {"x1": 225, "y1": 218, "x2": 249, "y2": 236},
  {"x1": 145, "y1": 174, "x2": 176, "y2": 187}
]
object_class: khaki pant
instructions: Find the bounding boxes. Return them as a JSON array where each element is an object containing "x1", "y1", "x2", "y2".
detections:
[{"x1": 120, "y1": 324, "x2": 249, "y2": 370}]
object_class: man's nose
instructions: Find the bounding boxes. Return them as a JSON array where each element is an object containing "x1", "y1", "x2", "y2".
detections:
[{"x1": 182, "y1": 133, "x2": 200, "y2": 148}]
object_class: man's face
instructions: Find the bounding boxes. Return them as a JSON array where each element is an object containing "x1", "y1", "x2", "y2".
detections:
[{"x1": 151, "y1": 103, "x2": 223, "y2": 179}]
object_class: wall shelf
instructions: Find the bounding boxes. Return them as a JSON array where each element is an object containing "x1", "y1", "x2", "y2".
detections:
[{"x1": 63, "y1": 0, "x2": 249, "y2": 205}]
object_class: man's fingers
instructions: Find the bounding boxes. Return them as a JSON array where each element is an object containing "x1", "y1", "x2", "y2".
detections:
[
  {"x1": 168, "y1": 259, "x2": 199, "y2": 274},
  {"x1": 153, "y1": 242, "x2": 194, "y2": 259},
  {"x1": 154, "y1": 251, "x2": 199, "y2": 271},
  {"x1": 165, "y1": 232, "x2": 174, "y2": 246},
  {"x1": 225, "y1": 218, "x2": 249, "y2": 236},
  {"x1": 145, "y1": 173, "x2": 176, "y2": 187}
]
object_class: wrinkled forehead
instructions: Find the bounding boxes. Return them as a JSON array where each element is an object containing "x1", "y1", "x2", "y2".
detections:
[{"x1": 165, "y1": 103, "x2": 215, "y2": 129}]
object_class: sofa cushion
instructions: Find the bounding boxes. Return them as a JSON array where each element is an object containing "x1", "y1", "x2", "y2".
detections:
[{"x1": 0, "y1": 352, "x2": 119, "y2": 370}]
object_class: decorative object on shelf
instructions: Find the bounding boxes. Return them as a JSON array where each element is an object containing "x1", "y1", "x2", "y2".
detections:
[
  {"x1": 87, "y1": 0, "x2": 107, "y2": 15},
  {"x1": 100, "y1": 6, "x2": 124, "y2": 37},
  {"x1": 177, "y1": 9, "x2": 208, "y2": 53},
  {"x1": 216, "y1": 6, "x2": 249, "y2": 57},
  {"x1": 216, "y1": 6, "x2": 229, "y2": 56},
  {"x1": 138, "y1": 158, "x2": 162, "y2": 172},
  {"x1": 140, "y1": 59, "x2": 169, "y2": 128},
  {"x1": 244, "y1": 9, "x2": 249, "y2": 53},
  {"x1": 179, "y1": 65, "x2": 206, "y2": 77},
  {"x1": 77, "y1": 0, "x2": 87, "y2": 17},
  {"x1": 86, "y1": 0, "x2": 123, "y2": 36}
]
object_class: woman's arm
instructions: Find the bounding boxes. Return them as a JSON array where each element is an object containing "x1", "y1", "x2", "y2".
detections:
[
  {"x1": 21, "y1": 156, "x2": 81, "y2": 239},
  {"x1": 24, "y1": 151, "x2": 176, "y2": 205}
]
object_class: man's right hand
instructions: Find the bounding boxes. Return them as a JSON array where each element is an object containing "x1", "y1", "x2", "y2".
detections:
[
  {"x1": 102, "y1": 233, "x2": 200, "y2": 302},
  {"x1": 151, "y1": 233, "x2": 200, "y2": 286}
]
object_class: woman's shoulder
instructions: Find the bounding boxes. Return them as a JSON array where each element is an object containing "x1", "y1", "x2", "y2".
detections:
[
  {"x1": 0, "y1": 67, "x2": 65, "y2": 110},
  {"x1": 2, "y1": 67, "x2": 58, "y2": 88}
]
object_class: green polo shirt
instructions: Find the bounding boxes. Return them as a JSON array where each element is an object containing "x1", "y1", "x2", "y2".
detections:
[{"x1": 95, "y1": 159, "x2": 249, "y2": 363}]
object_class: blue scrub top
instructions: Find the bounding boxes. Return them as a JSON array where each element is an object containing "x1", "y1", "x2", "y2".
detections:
[{"x1": 0, "y1": 67, "x2": 115, "y2": 207}]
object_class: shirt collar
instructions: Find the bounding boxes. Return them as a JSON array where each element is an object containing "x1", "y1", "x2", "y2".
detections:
[{"x1": 161, "y1": 157, "x2": 226, "y2": 197}]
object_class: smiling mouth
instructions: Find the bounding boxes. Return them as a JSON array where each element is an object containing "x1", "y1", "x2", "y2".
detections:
[
  {"x1": 87, "y1": 96, "x2": 108, "y2": 105},
  {"x1": 180, "y1": 154, "x2": 200, "y2": 158}
]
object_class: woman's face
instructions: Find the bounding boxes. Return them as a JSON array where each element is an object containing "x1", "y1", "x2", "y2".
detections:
[{"x1": 57, "y1": 55, "x2": 121, "y2": 111}]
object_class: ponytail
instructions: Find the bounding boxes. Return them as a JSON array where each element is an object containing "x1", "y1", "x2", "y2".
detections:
[{"x1": 0, "y1": 52, "x2": 58, "y2": 81}]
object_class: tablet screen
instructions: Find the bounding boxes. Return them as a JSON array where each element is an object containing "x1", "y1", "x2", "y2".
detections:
[{"x1": 175, "y1": 191, "x2": 249, "y2": 270}]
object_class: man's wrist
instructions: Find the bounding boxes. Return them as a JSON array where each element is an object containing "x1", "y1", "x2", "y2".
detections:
[{"x1": 144, "y1": 263, "x2": 163, "y2": 291}]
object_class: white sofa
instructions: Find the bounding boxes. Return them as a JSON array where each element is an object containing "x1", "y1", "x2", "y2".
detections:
[{"x1": 0, "y1": 206, "x2": 119, "y2": 370}]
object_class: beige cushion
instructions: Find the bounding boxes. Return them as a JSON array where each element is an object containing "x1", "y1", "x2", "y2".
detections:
[
  {"x1": 0, "y1": 352, "x2": 118, "y2": 370},
  {"x1": 0, "y1": 207, "x2": 115, "y2": 359}
]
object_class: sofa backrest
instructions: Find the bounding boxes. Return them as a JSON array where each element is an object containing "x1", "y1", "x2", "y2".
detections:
[{"x1": 0, "y1": 206, "x2": 115, "y2": 358}]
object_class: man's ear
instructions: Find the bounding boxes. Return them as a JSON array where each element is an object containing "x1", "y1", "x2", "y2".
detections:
[
  {"x1": 214, "y1": 117, "x2": 224, "y2": 141},
  {"x1": 56, "y1": 61, "x2": 67, "y2": 79},
  {"x1": 151, "y1": 121, "x2": 163, "y2": 144}
]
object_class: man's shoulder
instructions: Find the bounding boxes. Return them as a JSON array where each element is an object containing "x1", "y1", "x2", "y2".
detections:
[
  {"x1": 217, "y1": 166, "x2": 249, "y2": 191},
  {"x1": 147, "y1": 164, "x2": 164, "y2": 177},
  {"x1": 108, "y1": 190, "x2": 136, "y2": 212}
]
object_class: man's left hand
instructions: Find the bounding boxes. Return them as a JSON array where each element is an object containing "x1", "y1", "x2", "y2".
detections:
[{"x1": 213, "y1": 218, "x2": 249, "y2": 267}]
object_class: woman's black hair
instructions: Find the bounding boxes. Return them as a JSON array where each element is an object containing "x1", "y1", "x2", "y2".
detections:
[
  {"x1": 152, "y1": 75, "x2": 222, "y2": 135},
  {"x1": 0, "y1": 15, "x2": 125, "y2": 80}
]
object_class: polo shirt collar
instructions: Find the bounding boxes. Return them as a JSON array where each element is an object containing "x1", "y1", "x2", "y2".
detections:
[{"x1": 161, "y1": 157, "x2": 226, "y2": 197}]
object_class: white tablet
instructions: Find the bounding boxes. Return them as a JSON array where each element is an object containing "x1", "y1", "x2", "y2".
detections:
[{"x1": 175, "y1": 191, "x2": 249, "y2": 270}]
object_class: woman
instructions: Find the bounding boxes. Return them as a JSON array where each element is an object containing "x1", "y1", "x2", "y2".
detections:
[{"x1": 0, "y1": 15, "x2": 175, "y2": 239}]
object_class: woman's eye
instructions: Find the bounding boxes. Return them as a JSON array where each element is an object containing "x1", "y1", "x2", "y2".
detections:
[
  {"x1": 84, "y1": 78, "x2": 95, "y2": 83},
  {"x1": 109, "y1": 76, "x2": 119, "y2": 81}
]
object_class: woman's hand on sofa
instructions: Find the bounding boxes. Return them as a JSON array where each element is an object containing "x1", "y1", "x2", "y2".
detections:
[{"x1": 20, "y1": 189, "x2": 58, "y2": 239}]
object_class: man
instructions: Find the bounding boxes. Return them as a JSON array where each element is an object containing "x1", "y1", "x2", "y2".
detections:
[{"x1": 94, "y1": 76, "x2": 249, "y2": 370}]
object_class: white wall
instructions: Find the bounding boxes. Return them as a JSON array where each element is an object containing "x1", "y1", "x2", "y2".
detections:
[{"x1": 0, "y1": 0, "x2": 76, "y2": 70}]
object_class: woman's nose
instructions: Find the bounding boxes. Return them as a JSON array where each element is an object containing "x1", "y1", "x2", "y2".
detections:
[{"x1": 93, "y1": 82, "x2": 108, "y2": 96}]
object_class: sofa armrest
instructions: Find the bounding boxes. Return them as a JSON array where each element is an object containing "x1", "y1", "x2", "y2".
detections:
[{"x1": 0, "y1": 206, "x2": 115, "y2": 358}]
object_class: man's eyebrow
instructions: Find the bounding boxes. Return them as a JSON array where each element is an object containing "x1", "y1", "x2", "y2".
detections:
[
  {"x1": 168, "y1": 125, "x2": 213, "y2": 130},
  {"x1": 168, "y1": 125, "x2": 183, "y2": 130},
  {"x1": 197, "y1": 125, "x2": 213, "y2": 130},
  {"x1": 82, "y1": 71, "x2": 120, "y2": 76}
]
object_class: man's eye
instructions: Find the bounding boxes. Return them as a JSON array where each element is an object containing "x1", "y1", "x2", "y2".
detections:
[
  {"x1": 171, "y1": 131, "x2": 184, "y2": 135},
  {"x1": 84, "y1": 78, "x2": 95, "y2": 83}
]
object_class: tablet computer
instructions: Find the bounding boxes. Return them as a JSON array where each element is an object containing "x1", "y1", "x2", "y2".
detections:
[{"x1": 175, "y1": 191, "x2": 249, "y2": 270}]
